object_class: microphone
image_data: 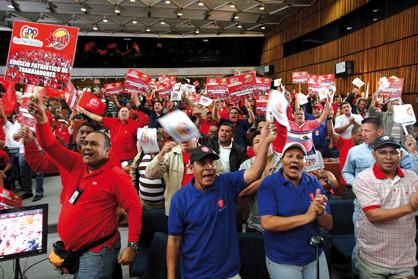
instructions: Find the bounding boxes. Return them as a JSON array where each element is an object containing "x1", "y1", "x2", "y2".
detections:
[{"x1": 307, "y1": 234, "x2": 325, "y2": 279}]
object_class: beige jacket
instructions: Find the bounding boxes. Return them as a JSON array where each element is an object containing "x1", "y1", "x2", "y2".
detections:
[
  {"x1": 145, "y1": 145, "x2": 225, "y2": 215},
  {"x1": 185, "y1": 98, "x2": 209, "y2": 119}
]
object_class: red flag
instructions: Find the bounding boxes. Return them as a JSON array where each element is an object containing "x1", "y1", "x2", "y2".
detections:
[
  {"x1": 96, "y1": 48, "x2": 107, "y2": 56},
  {"x1": 115, "y1": 49, "x2": 132, "y2": 56},
  {"x1": 0, "y1": 77, "x2": 17, "y2": 115},
  {"x1": 107, "y1": 43, "x2": 117, "y2": 49},
  {"x1": 132, "y1": 42, "x2": 140, "y2": 53},
  {"x1": 85, "y1": 41, "x2": 95, "y2": 52},
  {"x1": 45, "y1": 88, "x2": 65, "y2": 98}
]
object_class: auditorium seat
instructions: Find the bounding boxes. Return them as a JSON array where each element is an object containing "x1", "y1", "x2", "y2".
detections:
[
  {"x1": 328, "y1": 200, "x2": 355, "y2": 263},
  {"x1": 320, "y1": 229, "x2": 332, "y2": 275},
  {"x1": 238, "y1": 232, "x2": 269, "y2": 279}
]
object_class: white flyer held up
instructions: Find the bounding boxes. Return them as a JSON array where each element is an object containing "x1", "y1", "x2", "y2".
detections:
[
  {"x1": 158, "y1": 110, "x2": 200, "y2": 142},
  {"x1": 137, "y1": 128, "x2": 160, "y2": 154},
  {"x1": 199, "y1": 96, "x2": 213, "y2": 107},
  {"x1": 352, "y1": 78, "x2": 365, "y2": 88},
  {"x1": 171, "y1": 90, "x2": 181, "y2": 101},
  {"x1": 393, "y1": 104, "x2": 416, "y2": 126},
  {"x1": 267, "y1": 90, "x2": 290, "y2": 130},
  {"x1": 296, "y1": 93, "x2": 308, "y2": 105}
]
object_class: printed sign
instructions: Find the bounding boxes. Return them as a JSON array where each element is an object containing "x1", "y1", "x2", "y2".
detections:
[
  {"x1": 305, "y1": 151, "x2": 324, "y2": 172},
  {"x1": 17, "y1": 110, "x2": 35, "y2": 128},
  {"x1": 393, "y1": 104, "x2": 416, "y2": 126},
  {"x1": 189, "y1": 94, "x2": 201, "y2": 104},
  {"x1": 292, "y1": 72, "x2": 309, "y2": 84},
  {"x1": 193, "y1": 80, "x2": 199, "y2": 87},
  {"x1": 21, "y1": 85, "x2": 46, "y2": 110},
  {"x1": 156, "y1": 83, "x2": 172, "y2": 98},
  {"x1": 171, "y1": 90, "x2": 181, "y2": 101},
  {"x1": 198, "y1": 95, "x2": 213, "y2": 107},
  {"x1": 352, "y1": 78, "x2": 365, "y2": 88},
  {"x1": 182, "y1": 84, "x2": 196, "y2": 95},
  {"x1": 267, "y1": 90, "x2": 290, "y2": 129},
  {"x1": 378, "y1": 77, "x2": 404, "y2": 100},
  {"x1": 5, "y1": 21, "x2": 79, "y2": 91},
  {"x1": 206, "y1": 78, "x2": 229, "y2": 100},
  {"x1": 158, "y1": 110, "x2": 200, "y2": 142},
  {"x1": 273, "y1": 78, "x2": 282, "y2": 87},
  {"x1": 105, "y1": 82, "x2": 123, "y2": 96},
  {"x1": 64, "y1": 82, "x2": 79, "y2": 112},
  {"x1": 227, "y1": 73, "x2": 258, "y2": 102},
  {"x1": 256, "y1": 77, "x2": 272, "y2": 95},
  {"x1": 124, "y1": 69, "x2": 151, "y2": 94},
  {"x1": 296, "y1": 93, "x2": 308, "y2": 105},
  {"x1": 137, "y1": 128, "x2": 160, "y2": 154},
  {"x1": 78, "y1": 91, "x2": 106, "y2": 115},
  {"x1": 318, "y1": 74, "x2": 335, "y2": 87},
  {"x1": 256, "y1": 95, "x2": 269, "y2": 115},
  {"x1": 327, "y1": 85, "x2": 336, "y2": 104},
  {"x1": 0, "y1": 187, "x2": 22, "y2": 209}
]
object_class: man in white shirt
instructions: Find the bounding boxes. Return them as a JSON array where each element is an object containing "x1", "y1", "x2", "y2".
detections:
[{"x1": 335, "y1": 101, "x2": 363, "y2": 139}]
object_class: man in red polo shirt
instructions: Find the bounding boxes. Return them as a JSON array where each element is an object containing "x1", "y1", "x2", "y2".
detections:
[
  {"x1": 327, "y1": 115, "x2": 363, "y2": 198},
  {"x1": 287, "y1": 103, "x2": 331, "y2": 155},
  {"x1": 78, "y1": 106, "x2": 140, "y2": 164},
  {"x1": 27, "y1": 97, "x2": 142, "y2": 277},
  {"x1": 200, "y1": 110, "x2": 218, "y2": 135},
  {"x1": 55, "y1": 120, "x2": 73, "y2": 147}
]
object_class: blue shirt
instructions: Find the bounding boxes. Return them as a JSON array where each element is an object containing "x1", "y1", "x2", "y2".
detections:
[
  {"x1": 168, "y1": 170, "x2": 247, "y2": 279},
  {"x1": 218, "y1": 118, "x2": 249, "y2": 149},
  {"x1": 305, "y1": 113, "x2": 328, "y2": 146},
  {"x1": 137, "y1": 104, "x2": 165, "y2": 128},
  {"x1": 257, "y1": 169, "x2": 331, "y2": 266}
]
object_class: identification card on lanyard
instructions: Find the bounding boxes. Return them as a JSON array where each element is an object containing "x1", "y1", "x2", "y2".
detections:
[
  {"x1": 315, "y1": 130, "x2": 319, "y2": 136},
  {"x1": 69, "y1": 187, "x2": 83, "y2": 205}
]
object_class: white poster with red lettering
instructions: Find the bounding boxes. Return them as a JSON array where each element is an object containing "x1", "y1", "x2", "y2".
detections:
[
  {"x1": 296, "y1": 93, "x2": 308, "y2": 105},
  {"x1": 256, "y1": 77, "x2": 272, "y2": 95},
  {"x1": 308, "y1": 74, "x2": 322, "y2": 94},
  {"x1": 255, "y1": 95, "x2": 269, "y2": 115},
  {"x1": 171, "y1": 90, "x2": 181, "y2": 101},
  {"x1": 267, "y1": 90, "x2": 290, "y2": 129},
  {"x1": 124, "y1": 69, "x2": 151, "y2": 94},
  {"x1": 137, "y1": 128, "x2": 160, "y2": 154},
  {"x1": 292, "y1": 72, "x2": 309, "y2": 84},
  {"x1": 206, "y1": 78, "x2": 229, "y2": 100},
  {"x1": 189, "y1": 94, "x2": 201, "y2": 104},
  {"x1": 393, "y1": 104, "x2": 416, "y2": 126},
  {"x1": 227, "y1": 73, "x2": 257, "y2": 102},
  {"x1": 105, "y1": 82, "x2": 123, "y2": 96},
  {"x1": 64, "y1": 82, "x2": 79, "y2": 112},
  {"x1": 198, "y1": 95, "x2": 212, "y2": 107},
  {"x1": 182, "y1": 84, "x2": 196, "y2": 95},
  {"x1": 148, "y1": 80, "x2": 159, "y2": 90},
  {"x1": 377, "y1": 77, "x2": 404, "y2": 101},
  {"x1": 158, "y1": 110, "x2": 200, "y2": 142},
  {"x1": 157, "y1": 83, "x2": 172, "y2": 98}
]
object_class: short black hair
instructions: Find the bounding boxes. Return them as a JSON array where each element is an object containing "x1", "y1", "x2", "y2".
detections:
[
  {"x1": 79, "y1": 122, "x2": 98, "y2": 132},
  {"x1": 90, "y1": 131, "x2": 111, "y2": 148},
  {"x1": 341, "y1": 102, "x2": 351, "y2": 108},
  {"x1": 219, "y1": 122, "x2": 235, "y2": 130},
  {"x1": 361, "y1": 117, "x2": 383, "y2": 130},
  {"x1": 154, "y1": 100, "x2": 163, "y2": 107},
  {"x1": 251, "y1": 130, "x2": 261, "y2": 146},
  {"x1": 229, "y1": 107, "x2": 240, "y2": 114},
  {"x1": 352, "y1": 125, "x2": 361, "y2": 134}
]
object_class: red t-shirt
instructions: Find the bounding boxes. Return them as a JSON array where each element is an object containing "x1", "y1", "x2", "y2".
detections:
[
  {"x1": 102, "y1": 117, "x2": 140, "y2": 161},
  {"x1": 138, "y1": 111, "x2": 150, "y2": 128},
  {"x1": 0, "y1": 150, "x2": 11, "y2": 168},
  {"x1": 129, "y1": 109, "x2": 138, "y2": 121},
  {"x1": 246, "y1": 146, "x2": 255, "y2": 158},
  {"x1": 200, "y1": 119, "x2": 218, "y2": 135},
  {"x1": 56, "y1": 127, "x2": 71, "y2": 145},
  {"x1": 219, "y1": 108, "x2": 229, "y2": 120},
  {"x1": 182, "y1": 152, "x2": 194, "y2": 188},
  {"x1": 46, "y1": 112, "x2": 54, "y2": 127},
  {"x1": 334, "y1": 135, "x2": 356, "y2": 185}
]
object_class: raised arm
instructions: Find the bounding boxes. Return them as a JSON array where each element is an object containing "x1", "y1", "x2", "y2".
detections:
[
  {"x1": 77, "y1": 106, "x2": 103, "y2": 123},
  {"x1": 317, "y1": 102, "x2": 330, "y2": 125},
  {"x1": 368, "y1": 91, "x2": 382, "y2": 117},
  {"x1": 212, "y1": 99, "x2": 221, "y2": 124},
  {"x1": 327, "y1": 115, "x2": 341, "y2": 143},
  {"x1": 243, "y1": 121, "x2": 277, "y2": 184},
  {"x1": 245, "y1": 99, "x2": 255, "y2": 125},
  {"x1": 145, "y1": 142, "x2": 178, "y2": 179}
]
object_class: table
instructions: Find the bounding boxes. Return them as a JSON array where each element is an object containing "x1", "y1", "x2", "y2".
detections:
[{"x1": 323, "y1": 159, "x2": 344, "y2": 197}]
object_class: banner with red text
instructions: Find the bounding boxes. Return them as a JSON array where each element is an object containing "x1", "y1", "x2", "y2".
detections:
[
  {"x1": 256, "y1": 95, "x2": 269, "y2": 115},
  {"x1": 124, "y1": 69, "x2": 151, "y2": 94},
  {"x1": 292, "y1": 72, "x2": 309, "y2": 84},
  {"x1": 64, "y1": 82, "x2": 79, "y2": 112},
  {"x1": 256, "y1": 77, "x2": 271, "y2": 95},
  {"x1": 105, "y1": 82, "x2": 123, "y2": 96},
  {"x1": 206, "y1": 78, "x2": 229, "y2": 100},
  {"x1": 156, "y1": 83, "x2": 172, "y2": 98},
  {"x1": 5, "y1": 21, "x2": 79, "y2": 91},
  {"x1": 227, "y1": 73, "x2": 257, "y2": 102},
  {"x1": 378, "y1": 77, "x2": 404, "y2": 100}
]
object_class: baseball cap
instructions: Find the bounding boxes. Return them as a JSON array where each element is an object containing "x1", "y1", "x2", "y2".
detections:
[
  {"x1": 282, "y1": 142, "x2": 308, "y2": 156},
  {"x1": 374, "y1": 135, "x2": 401, "y2": 151},
  {"x1": 190, "y1": 146, "x2": 219, "y2": 165},
  {"x1": 313, "y1": 104, "x2": 323, "y2": 110},
  {"x1": 59, "y1": 120, "x2": 68, "y2": 125}
]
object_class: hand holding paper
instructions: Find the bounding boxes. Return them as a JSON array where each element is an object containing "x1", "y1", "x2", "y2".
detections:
[
  {"x1": 158, "y1": 110, "x2": 200, "y2": 143},
  {"x1": 352, "y1": 78, "x2": 365, "y2": 88}
]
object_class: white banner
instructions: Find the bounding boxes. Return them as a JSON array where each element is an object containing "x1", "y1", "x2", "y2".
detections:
[
  {"x1": 305, "y1": 151, "x2": 324, "y2": 172},
  {"x1": 171, "y1": 90, "x2": 181, "y2": 101},
  {"x1": 158, "y1": 110, "x2": 200, "y2": 142},
  {"x1": 267, "y1": 90, "x2": 290, "y2": 130},
  {"x1": 393, "y1": 104, "x2": 416, "y2": 126},
  {"x1": 297, "y1": 93, "x2": 308, "y2": 105},
  {"x1": 352, "y1": 78, "x2": 365, "y2": 88},
  {"x1": 137, "y1": 128, "x2": 160, "y2": 154},
  {"x1": 199, "y1": 96, "x2": 213, "y2": 107}
]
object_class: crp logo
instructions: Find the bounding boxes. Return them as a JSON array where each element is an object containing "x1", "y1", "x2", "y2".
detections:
[
  {"x1": 140, "y1": 74, "x2": 149, "y2": 81},
  {"x1": 327, "y1": 74, "x2": 333, "y2": 79},
  {"x1": 86, "y1": 98, "x2": 100, "y2": 109},
  {"x1": 221, "y1": 78, "x2": 227, "y2": 85},
  {"x1": 175, "y1": 122, "x2": 190, "y2": 135},
  {"x1": 264, "y1": 78, "x2": 269, "y2": 84},
  {"x1": 294, "y1": 72, "x2": 300, "y2": 77},
  {"x1": 218, "y1": 199, "x2": 224, "y2": 208},
  {"x1": 140, "y1": 131, "x2": 150, "y2": 143},
  {"x1": 46, "y1": 28, "x2": 72, "y2": 50},
  {"x1": 244, "y1": 74, "x2": 253, "y2": 83},
  {"x1": 260, "y1": 96, "x2": 266, "y2": 101},
  {"x1": 407, "y1": 107, "x2": 413, "y2": 116},
  {"x1": 256, "y1": 77, "x2": 261, "y2": 83},
  {"x1": 309, "y1": 193, "x2": 315, "y2": 201},
  {"x1": 306, "y1": 158, "x2": 316, "y2": 167},
  {"x1": 392, "y1": 78, "x2": 402, "y2": 85},
  {"x1": 230, "y1": 77, "x2": 239, "y2": 84},
  {"x1": 209, "y1": 79, "x2": 216, "y2": 84},
  {"x1": 301, "y1": 72, "x2": 307, "y2": 76},
  {"x1": 20, "y1": 25, "x2": 39, "y2": 39}
]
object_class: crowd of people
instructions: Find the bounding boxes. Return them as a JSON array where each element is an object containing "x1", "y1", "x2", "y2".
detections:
[{"x1": 0, "y1": 81, "x2": 417, "y2": 279}]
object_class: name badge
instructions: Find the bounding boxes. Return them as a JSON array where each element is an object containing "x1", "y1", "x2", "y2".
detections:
[
  {"x1": 186, "y1": 164, "x2": 193, "y2": 175},
  {"x1": 315, "y1": 130, "x2": 319, "y2": 136},
  {"x1": 69, "y1": 187, "x2": 83, "y2": 205},
  {"x1": 300, "y1": 135, "x2": 305, "y2": 140}
]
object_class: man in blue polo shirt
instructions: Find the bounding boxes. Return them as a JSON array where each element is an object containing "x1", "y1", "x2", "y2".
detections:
[
  {"x1": 213, "y1": 99, "x2": 255, "y2": 149},
  {"x1": 167, "y1": 122, "x2": 276, "y2": 279},
  {"x1": 303, "y1": 103, "x2": 330, "y2": 158}
]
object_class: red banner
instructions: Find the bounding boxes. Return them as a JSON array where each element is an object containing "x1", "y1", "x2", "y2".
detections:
[
  {"x1": 193, "y1": 80, "x2": 199, "y2": 87},
  {"x1": 107, "y1": 43, "x2": 117, "y2": 49},
  {"x1": 188, "y1": 94, "x2": 201, "y2": 104},
  {"x1": 156, "y1": 83, "x2": 172, "y2": 98},
  {"x1": 206, "y1": 78, "x2": 229, "y2": 100},
  {"x1": 148, "y1": 80, "x2": 160, "y2": 90},
  {"x1": 0, "y1": 77, "x2": 17, "y2": 115},
  {"x1": 132, "y1": 42, "x2": 140, "y2": 54},
  {"x1": 85, "y1": 41, "x2": 95, "y2": 52},
  {"x1": 124, "y1": 69, "x2": 151, "y2": 94},
  {"x1": 256, "y1": 77, "x2": 271, "y2": 95},
  {"x1": 64, "y1": 82, "x2": 79, "y2": 112},
  {"x1": 158, "y1": 75, "x2": 167, "y2": 82},
  {"x1": 292, "y1": 71, "x2": 309, "y2": 84},
  {"x1": 318, "y1": 74, "x2": 335, "y2": 87},
  {"x1": 256, "y1": 95, "x2": 269, "y2": 115},
  {"x1": 378, "y1": 77, "x2": 404, "y2": 100},
  {"x1": 115, "y1": 49, "x2": 132, "y2": 56},
  {"x1": 227, "y1": 73, "x2": 258, "y2": 102},
  {"x1": 105, "y1": 82, "x2": 123, "y2": 96},
  {"x1": 0, "y1": 187, "x2": 22, "y2": 209},
  {"x1": 5, "y1": 21, "x2": 79, "y2": 91},
  {"x1": 78, "y1": 91, "x2": 106, "y2": 115}
]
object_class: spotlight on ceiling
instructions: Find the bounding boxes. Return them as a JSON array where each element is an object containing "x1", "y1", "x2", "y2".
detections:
[
  {"x1": 260, "y1": 3, "x2": 265, "y2": 10},
  {"x1": 132, "y1": 19, "x2": 138, "y2": 24},
  {"x1": 261, "y1": 25, "x2": 265, "y2": 30},
  {"x1": 198, "y1": 0, "x2": 204, "y2": 6},
  {"x1": 147, "y1": 27, "x2": 151, "y2": 32},
  {"x1": 93, "y1": 25, "x2": 98, "y2": 30},
  {"x1": 115, "y1": 5, "x2": 120, "y2": 13},
  {"x1": 81, "y1": 4, "x2": 87, "y2": 12},
  {"x1": 165, "y1": 0, "x2": 171, "y2": 4},
  {"x1": 103, "y1": 16, "x2": 108, "y2": 22},
  {"x1": 195, "y1": 28, "x2": 199, "y2": 34},
  {"x1": 238, "y1": 22, "x2": 242, "y2": 28},
  {"x1": 7, "y1": 1, "x2": 14, "y2": 9}
]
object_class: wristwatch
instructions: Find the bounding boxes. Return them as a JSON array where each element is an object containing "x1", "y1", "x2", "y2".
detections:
[
  {"x1": 326, "y1": 179, "x2": 331, "y2": 185},
  {"x1": 127, "y1": 242, "x2": 139, "y2": 251}
]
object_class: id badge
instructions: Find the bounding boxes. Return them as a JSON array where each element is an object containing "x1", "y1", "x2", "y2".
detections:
[
  {"x1": 69, "y1": 187, "x2": 83, "y2": 205},
  {"x1": 186, "y1": 164, "x2": 193, "y2": 175},
  {"x1": 315, "y1": 130, "x2": 319, "y2": 136},
  {"x1": 299, "y1": 135, "x2": 305, "y2": 140}
]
